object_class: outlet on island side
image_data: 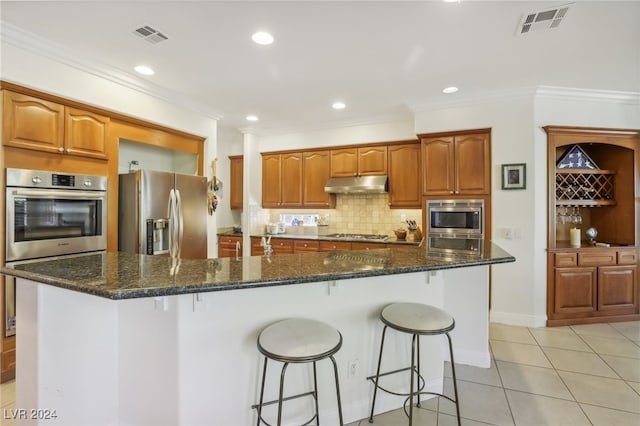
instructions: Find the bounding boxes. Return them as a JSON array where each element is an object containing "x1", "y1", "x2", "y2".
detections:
[{"x1": 347, "y1": 358, "x2": 359, "y2": 379}]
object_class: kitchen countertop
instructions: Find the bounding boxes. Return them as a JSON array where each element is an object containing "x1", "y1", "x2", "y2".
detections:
[
  {"x1": 218, "y1": 230, "x2": 420, "y2": 245},
  {"x1": 1, "y1": 242, "x2": 514, "y2": 300}
]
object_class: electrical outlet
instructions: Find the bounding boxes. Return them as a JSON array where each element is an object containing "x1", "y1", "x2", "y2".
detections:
[
  {"x1": 347, "y1": 358, "x2": 359, "y2": 379},
  {"x1": 400, "y1": 214, "x2": 407, "y2": 223}
]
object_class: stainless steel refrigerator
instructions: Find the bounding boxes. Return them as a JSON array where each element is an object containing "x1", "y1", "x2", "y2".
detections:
[{"x1": 118, "y1": 169, "x2": 208, "y2": 259}]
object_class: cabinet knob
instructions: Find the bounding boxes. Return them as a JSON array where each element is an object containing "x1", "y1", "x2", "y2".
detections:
[
  {"x1": 449, "y1": 191, "x2": 454, "y2": 194},
  {"x1": 66, "y1": 148, "x2": 72, "y2": 153},
  {"x1": 57, "y1": 147, "x2": 64, "y2": 153}
]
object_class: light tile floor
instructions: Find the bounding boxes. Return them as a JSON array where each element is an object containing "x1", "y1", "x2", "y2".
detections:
[
  {"x1": 1, "y1": 321, "x2": 639, "y2": 425},
  {"x1": 348, "y1": 321, "x2": 640, "y2": 426}
]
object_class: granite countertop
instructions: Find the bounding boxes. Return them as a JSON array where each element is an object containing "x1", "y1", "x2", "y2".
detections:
[
  {"x1": 1, "y1": 243, "x2": 515, "y2": 300},
  {"x1": 217, "y1": 229, "x2": 419, "y2": 245}
]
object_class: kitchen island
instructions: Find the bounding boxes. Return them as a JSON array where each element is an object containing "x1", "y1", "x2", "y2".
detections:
[{"x1": 2, "y1": 243, "x2": 514, "y2": 425}]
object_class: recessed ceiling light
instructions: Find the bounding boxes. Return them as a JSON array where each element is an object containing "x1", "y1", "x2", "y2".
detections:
[
  {"x1": 134, "y1": 65, "x2": 155, "y2": 76},
  {"x1": 443, "y1": 0, "x2": 461, "y2": 3},
  {"x1": 332, "y1": 101, "x2": 346, "y2": 110},
  {"x1": 251, "y1": 31, "x2": 274, "y2": 45},
  {"x1": 442, "y1": 86, "x2": 459, "y2": 94},
  {"x1": 246, "y1": 115, "x2": 259, "y2": 122}
]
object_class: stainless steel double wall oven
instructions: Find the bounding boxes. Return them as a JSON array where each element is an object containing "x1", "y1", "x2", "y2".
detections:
[
  {"x1": 4, "y1": 168, "x2": 107, "y2": 337},
  {"x1": 426, "y1": 199, "x2": 485, "y2": 255}
]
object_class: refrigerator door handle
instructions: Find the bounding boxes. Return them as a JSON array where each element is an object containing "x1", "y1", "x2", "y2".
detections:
[
  {"x1": 175, "y1": 189, "x2": 184, "y2": 258},
  {"x1": 167, "y1": 189, "x2": 179, "y2": 258}
]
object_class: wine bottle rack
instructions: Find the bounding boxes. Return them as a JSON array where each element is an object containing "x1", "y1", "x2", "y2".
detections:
[{"x1": 555, "y1": 170, "x2": 616, "y2": 206}]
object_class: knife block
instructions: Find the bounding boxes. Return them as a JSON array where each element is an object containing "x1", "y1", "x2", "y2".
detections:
[{"x1": 408, "y1": 227, "x2": 422, "y2": 242}]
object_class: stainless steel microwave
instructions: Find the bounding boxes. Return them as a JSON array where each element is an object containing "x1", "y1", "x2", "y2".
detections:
[{"x1": 426, "y1": 199, "x2": 484, "y2": 238}]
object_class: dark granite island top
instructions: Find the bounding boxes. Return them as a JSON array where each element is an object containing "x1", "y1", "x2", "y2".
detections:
[{"x1": 1, "y1": 242, "x2": 514, "y2": 300}]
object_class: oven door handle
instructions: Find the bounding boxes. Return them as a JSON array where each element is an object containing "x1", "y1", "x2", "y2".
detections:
[{"x1": 9, "y1": 189, "x2": 106, "y2": 200}]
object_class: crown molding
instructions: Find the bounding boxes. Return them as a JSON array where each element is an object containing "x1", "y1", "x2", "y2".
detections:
[
  {"x1": 0, "y1": 21, "x2": 223, "y2": 121},
  {"x1": 248, "y1": 110, "x2": 415, "y2": 137},
  {"x1": 410, "y1": 85, "x2": 640, "y2": 113},
  {"x1": 535, "y1": 85, "x2": 640, "y2": 104}
]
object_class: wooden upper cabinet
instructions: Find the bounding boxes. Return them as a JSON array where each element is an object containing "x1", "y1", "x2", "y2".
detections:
[
  {"x1": 3, "y1": 91, "x2": 109, "y2": 160},
  {"x1": 281, "y1": 152, "x2": 303, "y2": 207},
  {"x1": 303, "y1": 150, "x2": 335, "y2": 208},
  {"x1": 261, "y1": 152, "x2": 302, "y2": 208},
  {"x1": 262, "y1": 154, "x2": 282, "y2": 208},
  {"x1": 330, "y1": 146, "x2": 387, "y2": 177},
  {"x1": 229, "y1": 155, "x2": 243, "y2": 210},
  {"x1": 388, "y1": 143, "x2": 421, "y2": 208},
  {"x1": 455, "y1": 133, "x2": 490, "y2": 195},
  {"x1": 421, "y1": 131, "x2": 490, "y2": 196},
  {"x1": 65, "y1": 107, "x2": 109, "y2": 159},
  {"x1": 3, "y1": 91, "x2": 64, "y2": 153}
]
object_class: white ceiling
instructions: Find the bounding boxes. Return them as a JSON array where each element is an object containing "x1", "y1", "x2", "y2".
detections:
[{"x1": 1, "y1": 1, "x2": 639, "y2": 135}]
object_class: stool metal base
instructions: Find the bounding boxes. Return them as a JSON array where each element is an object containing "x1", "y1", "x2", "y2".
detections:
[
  {"x1": 254, "y1": 356, "x2": 343, "y2": 426},
  {"x1": 368, "y1": 325, "x2": 461, "y2": 426}
]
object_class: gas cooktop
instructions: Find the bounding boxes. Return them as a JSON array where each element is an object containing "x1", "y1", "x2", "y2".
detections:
[{"x1": 325, "y1": 233, "x2": 389, "y2": 241}]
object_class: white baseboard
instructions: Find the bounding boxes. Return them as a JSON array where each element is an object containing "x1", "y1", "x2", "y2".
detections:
[
  {"x1": 490, "y1": 310, "x2": 547, "y2": 328},
  {"x1": 448, "y1": 348, "x2": 491, "y2": 368}
]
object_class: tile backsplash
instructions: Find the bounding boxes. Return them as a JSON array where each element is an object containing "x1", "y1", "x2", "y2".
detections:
[{"x1": 265, "y1": 193, "x2": 422, "y2": 236}]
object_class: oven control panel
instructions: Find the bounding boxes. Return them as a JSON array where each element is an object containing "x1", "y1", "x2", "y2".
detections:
[{"x1": 6, "y1": 168, "x2": 107, "y2": 191}]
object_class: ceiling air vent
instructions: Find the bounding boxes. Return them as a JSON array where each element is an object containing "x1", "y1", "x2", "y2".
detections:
[
  {"x1": 132, "y1": 25, "x2": 169, "y2": 44},
  {"x1": 517, "y1": 3, "x2": 573, "y2": 35}
]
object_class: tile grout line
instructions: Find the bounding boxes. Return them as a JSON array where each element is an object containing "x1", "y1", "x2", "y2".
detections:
[{"x1": 489, "y1": 339, "x2": 517, "y2": 426}]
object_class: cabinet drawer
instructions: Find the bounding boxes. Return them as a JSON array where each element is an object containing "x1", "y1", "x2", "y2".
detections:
[
  {"x1": 617, "y1": 251, "x2": 637, "y2": 265},
  {"x1": 555, "y1": 253, "x2": 577, "y2": 267},
  {"x1": 351, "y1": 242, "x2": 387, "y2": 251},
  {"x1": 271, "y1": 239, "x2": 294, "y2": 254},
  {"x1": 578, "y1": 251, "x2": 616, "y2": 267},
  {"x1": 219, "y1": 236, "x2": 241, "y2": 246},
  {"x1": 319, "y1": 241, "x2": 352, "y2": 252},
  {"x1": 294, "y1": 240, "x2": 320, "y2": 252}
]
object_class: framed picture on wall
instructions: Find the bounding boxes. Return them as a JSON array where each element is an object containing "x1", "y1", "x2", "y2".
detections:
[{"x1": 501, "y1": 163, "x2": 526, "y2": 190}]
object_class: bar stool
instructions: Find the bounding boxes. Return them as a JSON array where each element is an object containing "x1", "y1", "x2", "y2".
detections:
[
  {"x1": 254, "y1": 318, "x2": 344, "y2": 426},
  {"x1": 368, "y1": 302, "x2": 461, "y2": 426}
]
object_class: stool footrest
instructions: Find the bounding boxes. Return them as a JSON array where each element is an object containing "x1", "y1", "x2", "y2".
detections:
[
  {"x1": 252, "y1": 391, "x2": 317, "y2": 426},
  {"x1": 366, "y1": 367, "x2": 426, "y2": 398}
]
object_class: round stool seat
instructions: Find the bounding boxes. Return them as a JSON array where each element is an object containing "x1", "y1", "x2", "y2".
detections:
[
  {"x1": 381, "y1": 302, "x2": 454, "y2": 335},
  {"x1": 258, "y1": 318, "x2": 342, "y2": 362}
]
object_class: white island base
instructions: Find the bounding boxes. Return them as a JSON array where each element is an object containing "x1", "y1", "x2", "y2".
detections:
[{"x1": 16, "y1": 267, "x2": 489, "y2": 425}]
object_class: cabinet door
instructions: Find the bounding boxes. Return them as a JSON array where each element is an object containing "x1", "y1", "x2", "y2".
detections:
[
  {"x1": 388, "y1": 143, "x2": 421, "y2": 208},
  {"x1": 422, "y1": 137, "x2": 454, "y2": 195},
  {"x1": 229, "y1": 156, "x2": 243, "y2": 210},
  {"x1": 303, "y1": 150, "x2": 335, "y2": 208},
  {"x1": 251, "y1": 237, "x2": 264, "y2": 255},
  {"x1": 454, "y1": 133, "x2": 489, "y2": 195},
  {"x1": 554, "y1": 267, "x2": 597, "y2": 314},
  {"x1": 598, "y1": 266, "x2": 637, "y2": 314},
  {"x1": 262, "y1": 154, "x2": 282, "y2": 208},
  {"x1": 330, "y1": 148, "x2": 358, "y2": 177},
  {"x1": 358, "y1": 146, "x2": 387, "y2": 175},
  {"x1": 64, "y1": 107, "x2": 109, "y2": 159},
  {"x1": 3, "y1": 91, "x2": 64, "y2": 153},
  {"x1": 281, "y1": 153, "x2": 303, "y2": 207}
]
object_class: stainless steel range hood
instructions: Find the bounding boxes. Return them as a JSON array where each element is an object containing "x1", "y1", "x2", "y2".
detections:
[{"x1": 324, "y1": 175, "x2": 388, "y2": 194}]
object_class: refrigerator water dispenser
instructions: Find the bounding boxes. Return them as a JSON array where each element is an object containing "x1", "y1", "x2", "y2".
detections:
[{"x1": 146, "y1": 218, "x2": 169, "y2": 255}]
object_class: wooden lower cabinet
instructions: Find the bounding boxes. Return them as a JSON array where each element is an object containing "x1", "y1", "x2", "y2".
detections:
[
  {"x1": 1, "y1": 336, "x2": 16, "y2": 382},
  {"x1": 218, "y1": 236, "x2": 242, "y2": 258},
  {"x1": 548, "y1": 249, "x2": 639, "y2": 325},
  {"x1": 250, "y1": 237, "x2": 294, "y2": 255},
  {"x1": 598, "y1": 266, "x2": 637, "y2": 313}
]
